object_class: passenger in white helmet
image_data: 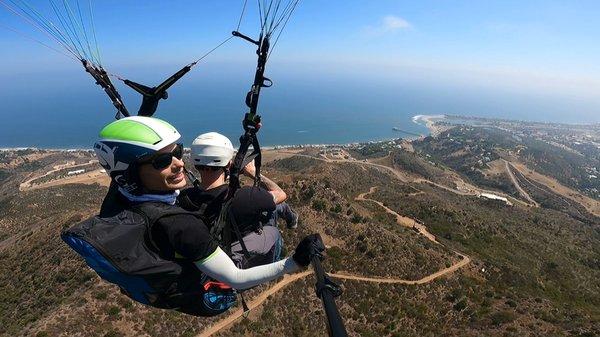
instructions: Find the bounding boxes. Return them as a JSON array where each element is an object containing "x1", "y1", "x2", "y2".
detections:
[
  {"x1": 181, "y1": 131, "x2": 299, "y2": 228},
  {"x1": 178, "y1": 132, "x2": 299, "y2": 268}
]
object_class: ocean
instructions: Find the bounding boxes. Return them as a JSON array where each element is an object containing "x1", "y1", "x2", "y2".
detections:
[{"x1": 1, "y1": 67, "x2": 598, "y2": 149}]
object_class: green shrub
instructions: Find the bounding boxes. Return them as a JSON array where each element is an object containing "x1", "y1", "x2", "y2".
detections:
[
  {"x1": 106, "y1": 305, "x2": 121, "y2": 317},
  {"x1": 94, "y1": 291, "x2": 108, "y2": 300},
  {"x1": 330, "y1": 204, "x2": 342, "y2": 213},
  {"x1": 312, "y1": 199, "x2": 326, "y2": 211},
  {"x1": 103, "y1": 330, "x2": 124, "y2": 337},
  {"x1": 453, "y1": 299, "x2": 467, "y2": 311},
  {"x1": 351, "y1": 214, "x2": 363, "y2": 223},
  {"x1": 490, "y1": 310, "x2": 516, "y2": 325}
]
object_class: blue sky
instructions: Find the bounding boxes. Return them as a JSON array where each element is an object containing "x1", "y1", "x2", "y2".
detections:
[{"x1": 1, "y1": 0, "x2": 599, "y2": 124}]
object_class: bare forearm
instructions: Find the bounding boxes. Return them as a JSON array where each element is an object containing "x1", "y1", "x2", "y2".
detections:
[
  {"x1": 260, "y1": 175, "x2": 287, "y2": 203},
  {"x1": 258, "y1": 174, "x2": 279, "y2": 192},
  {"x1": 245, "y1": 171, "x2": 287, "y2": 204}
]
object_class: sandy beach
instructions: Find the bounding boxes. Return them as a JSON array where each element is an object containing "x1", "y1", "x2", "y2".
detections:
[{"x1": 412, "y1": 114, "x2": 452, "y2": 137}]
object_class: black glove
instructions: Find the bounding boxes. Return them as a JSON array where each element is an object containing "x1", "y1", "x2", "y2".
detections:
[{"x1": 292, "y1": 233, "x2": 325, "y2": 267}]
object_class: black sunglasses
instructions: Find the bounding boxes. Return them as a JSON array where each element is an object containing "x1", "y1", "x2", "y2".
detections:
[{"x1": 139, "y1": 143, "x2": 184, "y2": 170}]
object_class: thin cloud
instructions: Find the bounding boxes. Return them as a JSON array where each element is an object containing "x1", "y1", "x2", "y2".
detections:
[
  {"x1": 364, "y1": 15, "x2": 412, "y2": 36},
  {"x1": 382, "y1": 15, "x2": 412, "y2": 31}
]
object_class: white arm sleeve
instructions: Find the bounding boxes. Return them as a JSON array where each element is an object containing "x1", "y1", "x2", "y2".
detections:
[{"x1": 195, "y1": 247, "x2": 301, "y2": 290}]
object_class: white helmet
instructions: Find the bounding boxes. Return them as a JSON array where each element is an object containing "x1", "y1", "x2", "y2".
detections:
[{"x1": 191, "y1": 132, "x2": 234, "y2": 167}]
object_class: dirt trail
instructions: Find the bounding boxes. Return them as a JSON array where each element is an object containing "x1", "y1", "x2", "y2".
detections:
[
  {"x1": 331, "y1": 254, "x2": 470, "y2": 284},
  {"x1": 288, "y1": 149, "x2": 489, "y2": 198},
  {"x1": 198, "y1": 271, "x2": 313, "y2": 337},
  {"x1": 279, "y1": 151, "x2": 412, "y2": 182},
  {"x1": 197, "y1": 185, "x2": 471, "y2": 337},
  {"x1": 502, "y1": 160, "x2": 539, "y2": 207},
  {"x1": 198, "y1": 252, "x2": 466, "y2": 337},
  {"x1": 198, "y1": 258, "x2": 470, "y2": 337},
  {"x1": 510, "y1": 161, "x2": 600, "y2": 217},
  {"x1": 356, "y1": 187, "x2": 439, "y2": 243},
  {"x1": 24, "y1": 170, "x2": 110, "y2": 191},
  {"x1": 281, "y1": 151, "x2": 528, "y2": 206},
  {"x1": 19, "y1": 160, "x2": 99, "y2": 191},
  {"x1": 412, "y1": 178, "x2": 471, "y2": 196}
]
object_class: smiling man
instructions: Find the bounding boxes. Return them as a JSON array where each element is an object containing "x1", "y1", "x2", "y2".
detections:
[{"x1": 63, "y1": 116, "x2": 325, "y2": 316}]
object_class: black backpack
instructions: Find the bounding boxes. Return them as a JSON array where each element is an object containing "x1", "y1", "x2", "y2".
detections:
[
  {"x1": 178, "y1": 186, "x2": 275, "y2": 258},
  {"x1": 61, "y1": 202, "x2": 236, "y2": 317}
]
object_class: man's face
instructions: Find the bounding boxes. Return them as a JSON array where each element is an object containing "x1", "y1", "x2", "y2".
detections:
[
  {"x1": 138, "y1": 143, "x2": 187, "y2": 192},
  {"x1": 196, "y1": 160, "x2": 232, "y2": 176}
]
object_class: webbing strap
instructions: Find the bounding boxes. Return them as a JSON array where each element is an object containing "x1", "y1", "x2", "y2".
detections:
[
  {"x1": 81, "y1": 60, "x2": 129, "y2": 118},
  {"x1": 242, "y1": 150, "x2": 260, "y2": 170},
  {"x1": 251, "y1": 135, "x2": 262, "y2": 186},
  {"x1": 228, "y1": 129, "x2": 261, "y2": 199},
  {"x1": 240, "y1": 292, "x2": 250, "y2": 317},
  {"x1": 211, "y1": 200, "x2": 232, "y2": 254},
  {"x1": 121, "y1": 63, "x2": 194, "y2": 117},
  {"x1": 227, "y1": 206, "x2": 251, "y2": 259},
  {"x1": 183, "y1": 167, "x2": 201, "y2": 189},
  {"x1": 228, "y1": 31, "x2": 270, "y2": 200},
  {"x1": 123, "y1": 80, "x2": 154, "y2": 97}
]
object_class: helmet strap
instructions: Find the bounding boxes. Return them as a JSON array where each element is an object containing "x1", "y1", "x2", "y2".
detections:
[
  {"x1": 224, "y1": 166, "x2": 230, "y2": 181},
  {"x1": 122, "y1": 163, "x2": 143, "y2": 195}
]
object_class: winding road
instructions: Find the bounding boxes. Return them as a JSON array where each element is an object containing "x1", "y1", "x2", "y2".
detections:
[
  {"x1": 197, "y1": 185, "x2": 471, "y2": 337},
  {"x1": 502, "y1": 159, "x2": 539, "y2": 207},
  {"x1": 280, "y1": 150, "x2": 529, "y2": 206}
]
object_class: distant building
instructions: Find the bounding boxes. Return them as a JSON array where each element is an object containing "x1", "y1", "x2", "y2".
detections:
[
  {"x1": 67, "y1": 169, "x2": 85, "y2": 175},
  {"x1": 478, "y1": 192, "x2": 513, "y2": 206}
]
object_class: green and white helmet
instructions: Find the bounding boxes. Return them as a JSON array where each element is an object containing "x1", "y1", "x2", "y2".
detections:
[{"x1": 94, "y1": 116, "x2": 181, "y2": 191}]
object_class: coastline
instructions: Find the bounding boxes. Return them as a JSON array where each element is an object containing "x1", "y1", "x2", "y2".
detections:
[
  {"x1": 3, "y1": 113, "x2": 598, "y2": 153},
  {"x1": 1, "y1": 115, "x2": 442, "y2": 151},
  {"x1": 2, "y1": 136, "x2": 415, "y2": 152},
  {"x1": 412, "y1": 114, "x2": 448, "y2": 137}
]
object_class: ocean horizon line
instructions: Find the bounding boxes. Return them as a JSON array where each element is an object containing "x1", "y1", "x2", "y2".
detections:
[{"x1": 0, "y1": 136, "x2": 415, "y2": 152}]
